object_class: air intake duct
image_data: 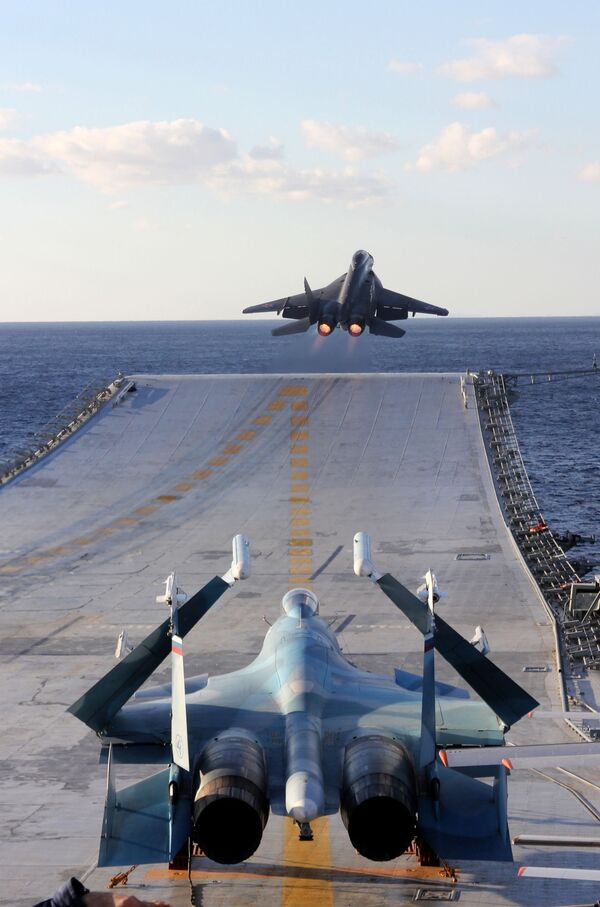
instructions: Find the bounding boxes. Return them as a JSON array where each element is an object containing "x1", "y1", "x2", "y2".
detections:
[
  {"x1": 193, "y1": 729, "x2": 269, "y2": 864},
  {"x1": 340, "y1": 735, "x2": 417, "y2": 861}
]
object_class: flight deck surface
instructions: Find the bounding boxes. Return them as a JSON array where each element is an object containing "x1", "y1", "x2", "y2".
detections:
[{"x1": 1, "y1": 373, "x2": 598, "y2": 906}]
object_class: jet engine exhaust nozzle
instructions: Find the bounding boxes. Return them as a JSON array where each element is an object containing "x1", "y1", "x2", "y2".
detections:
[
  {"x1": 340, "y1": 735, "x2": 417, "y2": 862},
  {"x1": 317, "y1": 321, "x2": 334, "y2": 337},
  {"x1": 193, "y1": 731, "x2": 269, "y2": 864},
  {"x1": 348, "y1": 322, "x2": 364, "y2": 337}
]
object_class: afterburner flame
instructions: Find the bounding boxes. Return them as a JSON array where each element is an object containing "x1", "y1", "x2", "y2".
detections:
[
  {"x1": 349, "y1": 323, "x2": 364, "y2": 337},
  {"x1": 318, "y1": 323, "x2": 332, "y2": 336}
]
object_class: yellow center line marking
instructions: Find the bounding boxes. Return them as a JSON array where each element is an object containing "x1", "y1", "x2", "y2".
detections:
[
  {"x1": 290, "y1": 458, "x2": 309, "y2": 467},
  {"x1": 113, "y1": 517, "x2": 139, "y2": 525},
  {"x1": 291, "y1": 400, "x2": 309, "y2": 410},
  {"x1": 223, "y1": 443, "x2": 242, "y2": 454},
  {"x1": 134, "y1": 505, "x2": 158, "y2": 514},
  {"x1": 291, "y1": 416, "x2": 309, "y2": 426},
  {"x1": 268, "y1": 400, "x2": 286, "y2": 411},
  {"x1": 290, "y1": 518, "x2": 311, "y2": 527},
  {"x1": 254, "y1": 415, "x2": 273, "y2": 425},
  {"x1": 209, "y1": 455, "x2": 229, "y2": 466},
  {"x1": 237, "y1": 430, "x2": 257, "y2": 441},
  {"x1": 175, "y1": 483, "x2": 193, "y2": 492},
  {"x1": 282, "y1": 816, "x2": 333, "y2": 907},
  {"x1": 291, "y1": 444, "x2": 308, "y2": 454},
  {"x1": 290, "y1": 430, "x2": 309, "y2": 441},
  {"x1": 156, "y1": 494, "x2": 179, "y2": 503},
  {"x1": 291, "y1": 471, "x2": 309, "y2": 480}
]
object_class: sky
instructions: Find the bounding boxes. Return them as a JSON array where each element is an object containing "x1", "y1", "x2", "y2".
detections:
[{"x1": 0, "y1": 0, "x2": 598, "y2": 321}]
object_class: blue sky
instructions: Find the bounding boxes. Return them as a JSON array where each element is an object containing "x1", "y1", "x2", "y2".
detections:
[{"x1": 0, "y1": 1, "x2": 598, "y2": 320}]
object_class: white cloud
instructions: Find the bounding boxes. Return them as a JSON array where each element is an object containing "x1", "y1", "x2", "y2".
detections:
[
  {"x1": 0, "y1": 138, "x2": 58, "y2": 175},
  {"x1": 453, "y1": 91, "x2": 495, "y2": 109},
  {"x1": 12, "y1": 82, "x2": 43, "y2": 93},
  {"x1": 0, "y1": 116, "x2": 393, "y2": 207},
  {"x1": 209, "y1": 157, "x2": 392, "y2": 208},
  {"x1": 440, "y1": 34, "x2": 569, "y2": 81},
  {"x1": 301, "y1": 119, "x2": 401, "y2": 161},
  {"x1": 578, "y1": 161, "x2": 600, "y2": 182},
  {"x1": 248, "y1": 137, "x2": 284, "y2": 160},
  {"x1": 406, "y1": 121, "x2": 532, "y2": 173},
  {"x1": 34, "y1": 118, "x2": 237, "y2": 191},
  {"x1": 386, "y1": 60, "x2": 424, "y2": 74},
  {"x1": 0, "y1": 108, "x2": 18, "y2": 130}
]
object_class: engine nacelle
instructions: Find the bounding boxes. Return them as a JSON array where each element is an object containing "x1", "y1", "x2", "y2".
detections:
[
  {"x1": 340, "y1": 735, "x2": 417, "y2": 861},
  {"x1": 193, "y1": 729, "x2": 269, "y2": 864}
]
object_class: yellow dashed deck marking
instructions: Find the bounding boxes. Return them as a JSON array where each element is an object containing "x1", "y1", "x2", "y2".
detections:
[
  {"x1": 290, "y1": 518, "x2": 311, "y2": 527},
  {"x1": 291, "y1": 471, "x2": 308, "y2": 480},
  {"x1": 254, "y1": 415, "x2": 273, "y2": 425},
  {"x1": 0, "y1": 564, "x2": 23, "y2": 574},
  {"x1": 268, "y1": 400, "x2": 286, "y2": 411},
  {"x1": 291, "y1": 444, "x2": 308, "y2": 454},
  {"x1": 209, "y1": 455, "x2": 229, "y2": 466},
  {"x1": 291, "y1": 458, "x2": 308, "y2": 467},
  {"x1": 71, "y1": 536, "x2": 96, "y2": 546},
  {"x1": 224, "y1": 444, "x2": 242, "y2": 454},
  {"x1": 192, "y1": 469, "x2": 212, "y2": 480},
  {"x1": 282, "y1": 816, "x2": 333, "y2": 907},
  {"x1": 279, "y1": 385, "x2": 308, "y2": 396},
  {"x1": 156, "y1": 494, "x2": 179, "y2": 503},
  {"x1": 291, "y1": 400, "x2": 308, "y2": 411},
  {"x1": 291, "y1": 484, "x2": 309, "y2": 494},
  {"x1": 291, "y1": 416, "x2": 309, "y2": 426},
  {"x1": 134, "y1": 505, "x2": 158, "y2": 515},
  {"x1": 175, "y1": 482, "x2": 193, "y2": 492},
  {"x1": 237, "y1": 430, "x2": 257, "y2": 441},
  {"x1": 113, "y1": 517, "x2": 139, "y2": 525},
  {"x1": 290, "y1": 430, "x2": 309, "y2": 441}
]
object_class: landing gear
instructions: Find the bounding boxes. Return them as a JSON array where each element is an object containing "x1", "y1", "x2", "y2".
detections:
[
  {"x1": 410, "y1": 836, "x2": 440, "y2": 867},
  {"x1": 296, "y1": 820, "x2": 314, "y2": 841}
]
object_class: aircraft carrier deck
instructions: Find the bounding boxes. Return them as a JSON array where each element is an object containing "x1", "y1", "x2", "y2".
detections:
[{"x1": 1, "y1": 372, "x2": 599, "y2": 906}]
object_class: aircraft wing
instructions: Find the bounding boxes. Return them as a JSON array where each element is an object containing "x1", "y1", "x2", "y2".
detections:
[
  {"x1": 377, "y1": 287, "x2": 449, "y2": 317},
  {"x1": 243, "y1": 274, "x2": 346, "y2": 319}
]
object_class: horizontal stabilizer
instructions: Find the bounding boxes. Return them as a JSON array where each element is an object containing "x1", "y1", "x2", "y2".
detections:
[
  {"x1": 68, "y1": 576, "x2": 229, "y2": 733},
  {"x1": 377, "y1": 573, "x2": 538, "y2": 727},
  {"x1": 418, "y1": 764, "x2": 512, "y2": 862},
  {"x1": 272, "y1": 317, "x2": 311, "y2": 337},
  {"x1": 369, "y1": 317, "x2": 406, "y2": 338},
  {"x1": 98, "y1": 767, "x2": 171, "y2": 866}
]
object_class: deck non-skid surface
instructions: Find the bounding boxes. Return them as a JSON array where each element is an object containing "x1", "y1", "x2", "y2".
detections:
[{"x1": 1, "y1": 374, "x2": 598, "y2": 906}]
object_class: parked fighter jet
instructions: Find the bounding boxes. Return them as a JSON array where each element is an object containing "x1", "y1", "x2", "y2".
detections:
[
  {"x1": 242, "y1": 249, "x2": 448, "y2": 337},
  {"x1": 68, "y1": 534, "x2": 598, "y2": 870}
]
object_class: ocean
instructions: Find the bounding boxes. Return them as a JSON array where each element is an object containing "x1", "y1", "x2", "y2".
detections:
[{"x1": 1, "y1": 318, "x2": 599, "y2": 570}]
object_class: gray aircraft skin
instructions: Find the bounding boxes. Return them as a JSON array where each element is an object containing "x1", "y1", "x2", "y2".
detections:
[
  {"x1": 242, "y1": 249, "x2": 449, "y2": 337},
  {"x1": 69, "y1": 543, "x2": 546, "y2": 871}
]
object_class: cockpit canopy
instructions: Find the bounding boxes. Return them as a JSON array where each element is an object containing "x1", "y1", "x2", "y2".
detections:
[
  {"x1": 281, "y1": 588, "x2": 320, "y2": 619},
  {"x1": 351, "y1": 249, "x2": 370, "y2": 269}
]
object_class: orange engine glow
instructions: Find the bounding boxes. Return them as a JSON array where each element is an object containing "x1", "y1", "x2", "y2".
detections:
[
  {"x1": 349, "y1": 323, "x2": 364, "y2": 336},
  {"x1": 318, "y1": 323, "x2": 332, "y2": 336}
]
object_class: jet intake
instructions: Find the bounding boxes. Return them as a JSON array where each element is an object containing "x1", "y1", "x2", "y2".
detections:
[
  {"x1": 193, "y1": 730, "x2": 269, "y2": 864},
  {"x1": 340, "y1": 735, "x2": 417, "y2": 861}
]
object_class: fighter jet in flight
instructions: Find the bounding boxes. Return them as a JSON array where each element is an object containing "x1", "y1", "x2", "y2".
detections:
[
  {"x1": 68, "y1": 534, "x2": 598, "y2": 870},
  {"x1": 242, "y1": 249, "x2": 448, "y2": 337}
]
